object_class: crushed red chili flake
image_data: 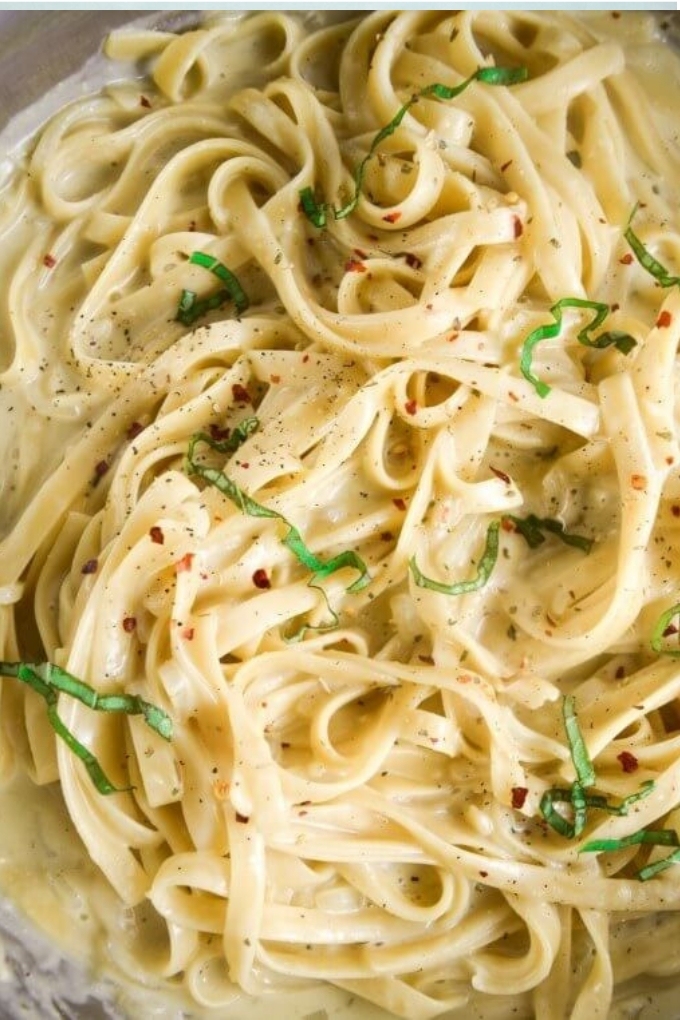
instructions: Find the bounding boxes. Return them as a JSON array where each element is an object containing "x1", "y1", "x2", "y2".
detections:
[
  {"x1": 42, "y1": 253, "x2": 57, "y2": 269},
  {"x1": 663, "y1": 623, "x2": 679, "y2": 638},
  {"x1": 404, "y1": 399, "x2": 418, "y2": 416},
  {"x1": 140, "y1": 95, "x2": 152, "y2": 108},
  {"x1": 209, "y1": 422, "x2": 231, "y2": 441},
  {"x1": 345, "y1": 258, "x2": 367, "y2": 273},
  {"x1": 383, "y1": 211, "x2": 401, "y2": 223},
  {"x1": 501, "y1": 517, "x2": 516, "y2": 533},
  {"x1": 175, "y1": 552, "x2": 194, "y2": 573},
  {"x1": 380, "y1": 531, "x2": 394, "y2": 542},
  {"x1": 479, "y1": 871, "x2": 488, "y2": 878},
  {"x1": 615, "y1": 665, "x2": 626, "y2": 679},
  {"x1": 393, "y1": 497, "x2": 407, "y2": 511},
  {"x1": 302, "y1": 353, "x2": 310, "y2": 363},
  {"x1": 235, "y1": 812, "x2": 250, "y2": 824},
  {"x1": 252, "y1": 568, "x2": 271, "y2": 589},
  {"x1": 270, "y1": 374, "x2": 281, "y2": 384},
  {"x1": 631, "y1": 474, "x2": 647, "y2": 491},
  {"x1": 149, "y1": 526, "x2": 165, "y2": 545},
  {"x1": 511, "y1": 786, "x2": 528, "y2": 809},
  {"x1": 122, "y1": 616, "x2": 137, "y2": 633},
  {"x1": 81, "y1": 558, "x2": 98, "y2": 575},
  {"x1": 93, "y1": 459, "x2": 110, "y2": 483},
  {"x1": 403, "y1": 252, "x2": 423, "y2": 270},
  {"x1": 181, "y1": 626, "x2": 195, "y2": 640},
  {"x1": 656, "y1": 310, "x2": 673, "y2": 328},
  {"x1": 232, "y1": 383, "x2": 251, "y2": 404},
  {"x1": 354, "y1": 248, "x2": 368, "y2": 260},
  {"x1": 617, "y1": 751, "x2": 639, "y2": 774},
  {"x1": 619, "y1": 253, "x2": 634, "y2": 265},
  {"x1": 127, "y1": 421, "x2": 144, "y2": 440},
  {"x1": 672, "y1": 505, "x2": 680, "y2": 518},
  {"x1": 490, "y1": 465, "x2": 512, "y2": 485},
  {"x1": 447, "y1": 332, "x2": 459, "y2": 342},
  {"x1": 513, "y1": 216, "x2": 523, "y2": 239}
]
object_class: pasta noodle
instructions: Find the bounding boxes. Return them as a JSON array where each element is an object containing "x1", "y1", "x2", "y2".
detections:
[{"x1": 1, "y1": 9, "x2": 680, "y2": 1019}]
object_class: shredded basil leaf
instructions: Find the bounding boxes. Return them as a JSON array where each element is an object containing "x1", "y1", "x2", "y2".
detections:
[
  {"x1": 409, "y1": 520, "x2": 499, "y2": 596},
  {"x1": 563, "y1": 694, "x2": 596, "y2": 789},
  {"x1": 0, "y1": 661, "x2": 172, "y2": 794},
  {"x1": 637, "y1": 847, "x2": 680, "y2": 881},
  {"x1": 624, "y1": 204, "x2": 680, "y2": 288},
  {"x1": 519, "y1": 297, "x2": 637, "y2": 398},
  {"x1": 186, "y1": 432, "x2": 370, "y2": 598},
  {"x1": 581, "y1": 829, "x2": 679, "y2": 854},
  {"x1": 504, "y1": 513, "x2": 593, "y2": 554},
  {"x1": 300, "y1": 65, "x2": 528, "y2": 228},
  {"x1": 176, "y1": 251, "x2": 249, "y2": 326},
  {"x1": 651, "y1": 602, "x2": 680, "y2": 658}
]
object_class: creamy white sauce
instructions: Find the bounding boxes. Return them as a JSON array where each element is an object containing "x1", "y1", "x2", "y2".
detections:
[{"x1": 0, "y1": 11, "x2": 679, "y2": 1020}]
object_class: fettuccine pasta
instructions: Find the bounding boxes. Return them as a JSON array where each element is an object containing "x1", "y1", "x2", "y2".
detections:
[{"x1": 1, "y1": 10, "x2": 680, "y2": 1019}]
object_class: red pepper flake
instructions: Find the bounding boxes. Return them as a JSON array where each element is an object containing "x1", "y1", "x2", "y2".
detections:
[
  {"x1": 501, "y1": 159, "x2": 513, "y2": 172},
  {"x1": 81, "y1": 558, "x2": 98, "y2": 575},
  {"x1": 404, "y1": 398, "x2": 418, "y2": 416},
  {"x1": 122, "y1": 616, "x2": 137, "y2": 633},
  {"x1": 42, "y1": 253, "x2": 57, "y2": 269},
  {"x1": 490, "y1": 465, "x2": 512, "y2": 485},
  {"x1": 656, "y1": 310, "x2": 673, "y2": 329},
  {"x1": 380, "y1": 531, "x2": 394, "y2": 542},
  {"x1": 239, "y1": 461, "x2": 250, "y2": 469},
  {"x1": 630, "y1": 474, "x2": 647, "y2": 491},
  {"x1": 403, "y1": 252, "x2": 422, "y2": 270},
  {"x1": 611, "y1": 303, "x2": 620, "y2": 312},
  {"x1": 93, "y1": 459, "x2": 110, "y2": 484},
  {"x1": 513, "y1": 215, "x2": 523, "y2": 239},
  {"x1": 235, "y1": 812, "x2": 250, "y2": 824},
  {"x1": 393, "y1": 497, "x2": 407, "y2": 511},
  {"x1": 511, "y1": 786, "x2": 528, "y2": 809},
  {"x1": 252, "y1": 568, "x2": 271, "y2": 589},
  {"x1": 302, "y1": 353, "x2": 310, "y2": 363},
  {"x1": 383, "y1": 211, "x2": 402, "y2": 223},
  {"x1": 270, "y1": 374, "x2": 281, "y2": 384},
  {"x1": 127, "y1": 421, "x2": 144, "y2": 440},
  {"x1": 479, "y1": 871, "x2": 488, "y2": 878},
  {"x1": 672, "y1": 505, "x2": 680, "y2": 518},
  {"x1": 615, "y1": 665, "x2": 626, "y2": 679},
  {"x1": 149, "y1": 525, "x2": 165, "y2": 545},
  {"x1": 209, "y1": 422, "x2": 231, "y2": 441},
  {"x1": 663, "y1": 623, "x2": 679, "y2": 638},
  {"x1": 344, "y1": 258, "x2": 366, "y2": 273},
  {"x1": 619, "y1": 252, "x2": 634, "y2": 265},
  {"x1": 175, "y1": 552, "x2": 194, "y2": 573},
  {"x1": 181, "y1": 626, "x2": 195, "y2": 640},
  {"x1": 617, "y1": 750, "x2": 639, "y2": 774},
  {"x1": 447, "y1": 332, "x2": 459, "y2": 342},
  {"x1": 354, "y1": 248, "x2": 368, "y2": 260},
  {"x1": 232, "y1": 383, "x2": 251, "y2": 405}
]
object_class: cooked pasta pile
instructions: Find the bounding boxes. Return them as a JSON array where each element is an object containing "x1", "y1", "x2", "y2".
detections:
[{"x1": 1, "y1": 10, "x2": 680, "y2": 1019}]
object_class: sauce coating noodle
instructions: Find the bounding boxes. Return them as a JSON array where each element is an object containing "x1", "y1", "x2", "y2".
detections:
[{"x1": 1, "y1": 10, "x2": 680, "y2": 1019}]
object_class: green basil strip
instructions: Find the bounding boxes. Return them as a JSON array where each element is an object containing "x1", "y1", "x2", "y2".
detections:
[
  {"x1": 539, "y1": 787, "x2": 579, "y2": 839},
  {"x1": 300, "y1": 65, "x2": 528, "y2": 227},
  {"x1": 638, "y1": 847, "x2": 680, "y2": 881},
  {"x1": 409, "y1": 520, "x2": 500, "y2": 596},
  {"x1": 624, "y1": 204, "x2": 680, "y2": 288},
  {"x1": 519, "y1": 297, "x2": 637, "y2": 398},
  {"x1": 504, "y1": 513, "x2": 593, "y2": 553},
  {"x1": 581, "y1": 829, "x2": 679, "y2": 855},
  {"x1": 0, "y1": 661, "x2": 173, "y2": 795},
  {"x1": 563, "y1": 695, "x2": 596, "y2": 789},
  {"x1": 176, "y1": 252, "x2": 249, "y2": 326},
  {"x1": 186, "y1": 434, "x2": 370, "y2": 595},
  {"x1": 611, "y1": 779, "x2": 655, "y2": 815},
  {"x1": 651, "y1": 602, "x2": 680, "y2": 658}
]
